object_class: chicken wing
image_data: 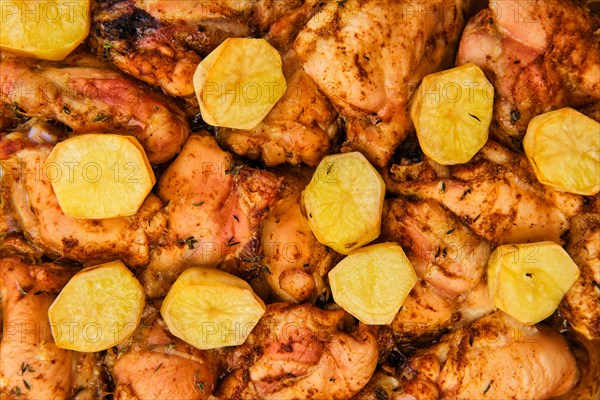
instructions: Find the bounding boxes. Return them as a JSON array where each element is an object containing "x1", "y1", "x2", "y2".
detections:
[
  {"x1": 294, "y1": 0, "x2": 469, "y2": 167},
  {"x1": 457, "y1": 0, "x2": 600, "y2": 148},
  {"x1": 0, "y1": 258, "x2": 108, "y2": 398},
  {"x1": 560, "y1": 213, "x2": 600, "y2": 340},
  {"x1": 386, "y1": 141, "x2": 584, "y2": 244},
  {"x1": 218, "y1": 303, "x2": 378, "y2": 400},
  {"x1": 140, "y1": 133, "x2": 282, "y2": 297},
  {"x1": 216, "y1": 50, "x2": 339, "y2": 167},
  {"x1": 401, "y1": 312, "x2": 579, "y2": 399},
  {"x1": 0, "y1": 56, "x2": 189, "y2": 163},
  {"x1": 382, "y1": 197, "x2": 494, "y2": 341}
]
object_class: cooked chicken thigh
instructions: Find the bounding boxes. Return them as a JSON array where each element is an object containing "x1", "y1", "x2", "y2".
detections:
[
  {"x1": 387, "y1": 141, "x2": 584, "y2": 244},
  {"x1": 294, "y1": 0, "x2": 469, "y2": 167},
  {"x1": 0, "y1": 56, "x2": 189, "y2": 163},
  {"x1": 217, "y1": 50, "x2": 339, "y2": 167},
  {"x1": 401, "y1": 312, "x2": 579, "y2": 399},
  {"x1": 1, "y1": 139, "x2": 164, "y2": 268},
  {"x1": 218, "y1": 303, "x2": 378, "y2": 400},
  {"x1": 140, "y1": 134, "x2": 282, "y2": 297},
  {"x1": 0, "y1": 258, "x2": 107, "y2": 398},
  {"x1": 560, "y1": 213, "x2": 600, "y2": 340},
  {"x1": 457, "y1": 0, "x2": 600, "y2": 148},
  {"x1": 107, "y1": 303, "x2": 218, "y2": 399},
  {"x1": 91, "y1": 0, "x2": 324, "y2": 96},
  {"x1": 382, "y1": 197, "x2": 494, "y2": 341},
  {"x1": 254, "y1": 167, "x2": 334, "y2": 303}
]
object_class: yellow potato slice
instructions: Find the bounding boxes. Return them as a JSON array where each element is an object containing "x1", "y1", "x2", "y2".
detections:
[
  {"x1": 410, "y1": 63, "x2": 494, "y2": 165},
  {"x1": 523, "y1": 107, "x2": 600, "y2": 196},
  {"x1": 161, "y1": 267, "x2": 266, "y2": 350},
  {"x1": 193, "y1": 37, "x2": 286, "y2": 130},
  {"x1": 48, "y1": 260, "x2": 145, "y2": 352},
  {"x1": 329, "y1": 242, "x2": 417, "y2": 325},
  {"x1": 45, "y1": 134, "x2": 155, "y2": 219},
  {"x1": 0, "y1": 0, "x2": 90, "y2": 60},
  {"x1": 301, "y1": 151, "x2": 385, "y2": 254},
  {"x1": 487, "y1": 242, "x2": 580, "y2": 325}
]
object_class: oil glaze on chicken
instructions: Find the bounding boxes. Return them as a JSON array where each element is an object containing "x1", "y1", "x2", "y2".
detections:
[{"x1": 1, "y1": 0, "x2": 599, "y2": 399}]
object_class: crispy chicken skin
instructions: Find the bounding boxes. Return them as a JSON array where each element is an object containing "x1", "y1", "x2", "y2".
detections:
[
  {"x1": 254, "y1": 167, "x2": 334, "y2": 303},
  {"x1": 400, "y1": 312, "x2": 579, "y2": 399},
  {"x1": 457, "y1": 0, "x2": 600, "y2": 148},
  {"x1": 217, "y1": 50, "x2": 339, "y2": 167},
  {"x1": 140, "y1": 133, "x2": 282, "y2": 297},
  {"x1": 382, "y1": 197, "x2": 494, "y2": 341},
  {"x1": 219, "y1": 303, "x2": 378, "y2": 400},
  {"x1": 387, "y1": 141, "x2": 583, "y2": 244},
  {"x1": 1, "y1": 140, "x2": 164, "y2": 268},
  {"x1": 294, "y1": 0, "x2": 469, "y2": 167},
  {"x1": 91, "y1": 0, "x2": 323, "y2": 96},
  {"x1": 108, "y1": 304, "x2": 218, "y2": 400},
  {"x1": 0, "y1": 56, "x2": 189, "y2": 163},
  {"x1": 560, "y1": 213, "x2": 600, "y2": 340},
  {"x1": 0, "y1": 258, "x2": 75, "y2": 399}
]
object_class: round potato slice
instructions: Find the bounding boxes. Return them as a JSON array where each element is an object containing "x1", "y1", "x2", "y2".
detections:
[
  {"x1": 487, "y1": 242, "x2": 580, "y2": 325},
  {"x1": 48, "y1": 260, "x2": 145, "y2": 352},
  {"x1": 523, "y1": 107, "x2": 600, "y2": 195},
  {"x1": 410, "y1": 63, "x2": 494, "y2": 165},
  {"x1": 45, "y1": 134, "x2": 155, "y2": 219},
  {"x1": 161, "y1": 267, "x2": 266, "y2": 350},
  {"x1": 329, "y1": 242, "x2": 417, "y2": 325},
  {"x1": 301, "y1": 152, "x2": 385, "y2": 254},
  {"x1": 193, "y1": 37, "x2": 287, "y2": 130},
  {"x1": 0, "y1": 0, "x2": 90, "y2": 60}
]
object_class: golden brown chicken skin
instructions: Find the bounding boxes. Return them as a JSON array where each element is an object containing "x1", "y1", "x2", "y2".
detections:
[
  {"x1": 218, "y1": 303, "x2": 378, "y2": 400},
  {"x1": 294, "y1": 0, "x2": 470, "y2": 167},
  {"x1": 140, "y1": 133, "x2": 282, "y2": 297},
  {"x1": 0, "y1": 56, "x2": 189, "y2": 163},
  {"x1": 401, "y1": 312, "x2": 579, "y2": 399},
  {"x1": 457, "y1": 0, "x2": 600, "y2": 148}
]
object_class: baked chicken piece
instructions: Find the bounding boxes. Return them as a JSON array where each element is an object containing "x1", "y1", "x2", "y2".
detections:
[
  {"x1": 457, "y1": 0, "x2": 600, "y2": 148},
  {"x1": 1, "y1": 136, "x2": 164, "y2": 268},
  {"x1": 382, "y1": 197, "x2": 494, "y2": 342},
  {"x1": 251, "y1": 166, "x2": 334, "y2": 303},
  {"x1": 399, "y1": 312, "x2": 579, "y2": 399},
  {"x1": 0, "y1": 258, "x2": 108, "y2": 398},
  {"x1": 0, "y1": 55, "x2": 189, "y2": 163},
  {"x1": 218, "y1": 303, "x2": 378, "y2": 400},
  {"x1": 216, "y1": 50, "x2": 339, "y2": 167},
  {"x1": 91, "y1": 0, "x2": 324, "y2": 96},
  {"x1": 386, "y1": 141, "x2": 584, "y2": 244},
  {"x1": 560, "y1": 213, "x2": 600, "y2": 340},
  {"x1": 294, "y1": 0, "x2": 470, "y2": 167},
  {"x1": 140, "y1": 133, "x2": 282, "y2": 297},
  {"x1": 106, "y1": 302, "x2": 218, "y2": 400}
]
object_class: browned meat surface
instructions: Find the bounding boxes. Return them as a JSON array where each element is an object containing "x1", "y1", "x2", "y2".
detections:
[
  {"x1": 216, "y1": 50, "x2": 339, "y2": 167},
  {"x1": 382, "y1": 197, "x2": 494, "y2": 341},
  {"x1": 560, "y1": 213, "x2": 600, "y2": 340},
  {"x1": 387, "y1": 141, "x2": 584, "y2": 244},
  {"x1": 140, "y1": 133, "x2": 282, "y2": 297},
  {"x1": 107, "y1": 303, "x2": 218, "y2": 399},
  {"x1": 457, "y1": 0, "x2": 600, "y2": 148},
  {"x1": 0, "y1": 56, "x2": 189, "y2": 163},
  {"x1": 294, "y1": 0, "x2": 469, "y2": 167},
  {"x1": 1, "y1": 138, "x2": 165, "y2": 268},
  {"x1": 219, "y1": 303, "x2": 378, "y2": 399},
  {"x1": 401, "y1": 312, "x2": 579, "y2": 399},
  {"x1": 252, "y1": 166, "x2": 334, "y2": 303}
]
